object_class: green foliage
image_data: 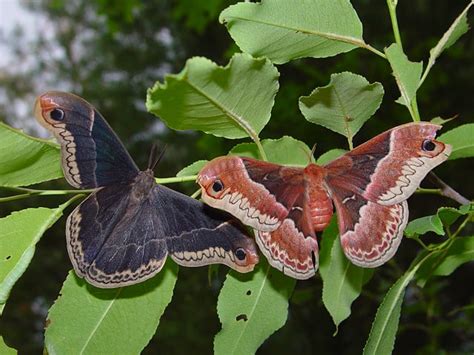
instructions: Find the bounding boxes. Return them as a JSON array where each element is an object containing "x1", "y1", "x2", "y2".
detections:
[
  {"x1": 316, "y1": 148, "x2": 347, "y2": 165},
  {"x1": 0, "y1": 122, "x2": 62, "y2": 187},
  {"x1": 299, "y1": 72, "x2": 384, "y2": 144},
  {"x1": 0, "y1": 0, "x2": 473, "y2": 354},
  {"x1": 319, "y1": 218, "x2": 374, "y2": 333},
  {"x1": 416, "y1": 237, "x2": 474, "y2": 287},
  {"x1": 421, "y1": 1, "x2": 473, "y2": 86},
  {"x1": 385, "y1": 43, "x2": 423, "y2": 115},
  {"x1": 214, "y1": 260, "x2": 295, "y2": 355},
  {"x1": 229, "y1": 136, "x2": 312, "y2": 165},
  {"x1": 214, "y1": 137, "x2": 308, "y2": 352},
  {"x1": 176, "y1": 160, "x2": 208, "y2": 177},
  {"x1": 173, "y1": 0, "x2": 225, "y2": 33},
  {"x1": 45, "y1": 264, "x2": 178, "y2": 354},
  {"x1": 363, "y1": 253, "x2": 434, "y2": 355},
  {"x1": 146, "y1": 54, "x2": 279, "y2": 140},
  {"x1": 406, "y1": 204, "x2": 472, "y2": 237},
  {"x1": 428, "y1": 237, "x2": 474, "y2": 277},
  {"x1": 405, "y1": 215, "x2": 445, "y2": 237},
  {"x1": 220, "y1": 0, "x2": 363, "y2": 64},
  {"x1": 0, "y1": 202, "x2": 72, "y2": 312},
  {"x1": 0, "y1": 336, "x2": 15, "y2": 355},
  {"x1": 439, "y1": 123, "x2": 474, "y2": 160}
]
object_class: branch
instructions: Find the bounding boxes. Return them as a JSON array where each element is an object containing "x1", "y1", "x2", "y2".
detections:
[{"x1": 427, "y1": 172, "x2": 470, "y2": 205}]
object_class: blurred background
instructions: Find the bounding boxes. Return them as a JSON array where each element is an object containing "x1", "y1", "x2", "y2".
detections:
[{"x1": 0, "y1": 0, "x2": 473, "y2": 353}]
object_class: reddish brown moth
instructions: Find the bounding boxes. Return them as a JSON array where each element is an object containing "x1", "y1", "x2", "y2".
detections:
[{"x1": 197, "y1": 123, "x2": 452, "y2": 280}]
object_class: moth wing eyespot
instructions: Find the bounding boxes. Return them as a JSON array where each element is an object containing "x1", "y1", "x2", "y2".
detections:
[
  {"x1": 49, "y1": 108, "x2": 65, "y2": 121},
  {"x1": 234, "y1": 248, "x2": 247, "y2": 261},
  {"x1": 422, "y1": 139, "x2": 436, "y2": 152},
  {"x1": 212, "y1": 179, "x2": 224, "y2": 192}
]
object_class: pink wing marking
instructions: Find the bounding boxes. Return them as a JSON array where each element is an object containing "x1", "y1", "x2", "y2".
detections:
[
  {"x1": 364, "y1": 123, "x2": 451, "y2": 205},
  {"x1": 256, "y1": 208, "x2": 319, "y2": 280},
  {"x1": 330, "y1": 183, "x2": 408, "y2": 267},
  {"x1": 325, "y1": 123, "x2": 451, "y2": 206},
  {"x1": 198, "y1": 156, "x2": 289, "y2": 232}
]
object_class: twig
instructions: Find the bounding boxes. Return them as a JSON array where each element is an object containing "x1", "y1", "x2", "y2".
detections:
[{"x1": 427, "y1": 172, "x2": 470, "y2": 205}]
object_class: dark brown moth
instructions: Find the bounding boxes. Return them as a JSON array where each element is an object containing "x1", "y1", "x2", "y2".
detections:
[
  {"x1": 34, "y1": 91, "x2": 259, "y2": 288},
  {"x1": 197, "y1": 123, "x2": 451, "y2": 279}
]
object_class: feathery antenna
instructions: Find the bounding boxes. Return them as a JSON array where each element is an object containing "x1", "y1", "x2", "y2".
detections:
[{"x1": 148, "y1": 143, "x2": 167, "y2": 171}]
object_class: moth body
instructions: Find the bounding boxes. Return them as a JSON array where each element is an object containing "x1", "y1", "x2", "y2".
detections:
[
  {"x1": 303, "y1": 164, "x2": 334, "y2": 231},
  {"x1": 197, "y1": 122, "x2": 452, "y2": 279},
  {"x1": 34, "y1": 91, "x2": 259, "y2": 288}
]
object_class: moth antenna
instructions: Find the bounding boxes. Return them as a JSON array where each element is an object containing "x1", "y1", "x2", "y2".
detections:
[
  {"x1": 148, "y1": 144, "x2": 167, "y2": 171},
  {"x1": 302, "y1": 144, "x2": 317, "y2": 164}
]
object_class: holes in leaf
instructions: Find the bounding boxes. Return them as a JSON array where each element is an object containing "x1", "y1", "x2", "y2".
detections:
[
  {"x1": 236, "y1": 314, "x2": 248, "y2": 322},
  {"x1": 246, "y1": 290, "x2": 252, "y2": 296},
  {"x1": 5, "y1": 255, "x2": 11, "y2": 260}
]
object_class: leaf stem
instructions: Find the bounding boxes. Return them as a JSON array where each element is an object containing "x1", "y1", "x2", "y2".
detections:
[
  {"x1": 1, "y1": 174, "x2": 199, "y2": 201},
  {"x1": 452, "y1": 215, "x2": 472, "y2": 238},
  {"x1": 255, "y1": 139, "x2": 268, "y2": 161},
  {"x1": 410, "y1": 96, "x2": 421, "y2": 122},
  {"x1": 386, "y1": 0, "x2": 403, "y2": 49},
  {"x1": 386, "y1": 0, "x2": 422, "y2": 122},
  {"x1": 1, "y1": 186, "x2": 93, "y2": 195},
  {"x1": 155, "y1": 175, "x2": 198, "y2": 184},
  {"x1": 191, "y1": 189, "x2": 201, "y2": 199},
  {"x1": 362, "y1": 43, "x2": 387, "y2": 59},
  {"x1": 0, "y1": 193, "x2": 32, "y2": 203}
]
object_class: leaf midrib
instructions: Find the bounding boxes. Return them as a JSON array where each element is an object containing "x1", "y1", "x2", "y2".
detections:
[
  {"x1": 224, "y1": 15, "x2": 364, "y2": 47},
  {"x1": 80, "y1": 288, "x2": 123, "y2": 354},
  {"x1": 184, "y1": 77, "x2": 259, "y2": 141},
  {"x1": 365, "y1": 258, "x2": 428, "y2": 354},
  {"x1": 230, "y1": 265, "x2": 271, "y2": 354}
]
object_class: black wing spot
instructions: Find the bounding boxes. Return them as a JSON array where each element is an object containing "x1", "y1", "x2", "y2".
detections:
[
  {"x1": 422, "y1": 139, "x2": 436, "y2": 151},
  {"x1": 50, "y1": 108, "x2": 65, "y2": 121},
  {"x1": 212, "y1": 179, "x2": 224, "y2": 192},
  {"x1": 236, "y1": 314, "x2": 248, "y2": 322},
  {"x1": 235, "y1": 248, "x2": 247, "y2": 261}
]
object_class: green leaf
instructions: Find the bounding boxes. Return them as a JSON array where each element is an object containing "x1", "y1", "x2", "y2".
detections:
[
  {"x1": 423, "y1": 2, "x2": 472, "y2": 85},
  {"x1": 299, "y1": 72, "x2": 384, "y2": 140},
  {"x1": 432, "y1": 237, "x2": 474, "y2": 277},
  {"x1": 385, "y1": 43, "x2": 423, "y2": 108},
  {"x1": 0, "y1": 122, "x2": 62, "y2": 187},
  {"x1": 439, "y1": 123, "x2": 474, "y2": 160},
  {"x1": 146, "y1": 53, "x2": 279, "y2": 139},
  {"x1": 230, "y1": 136, "x2": 311, "y2": 165},
  {"x1": 363, "y1": 252, "x2": 437, "y2": 355},
  {"x1": 319, "y1": 217, "x2": 338, "y2": 272},
  {"x1": 45, "y1": 263, "x2": 178, "y2": 354},
  {"x1": 316, "y1": 148, "x2": 347, "y2": 165},
  {"x1": 320, "y1": 217, "x2": 373, "y2": 333},
  {"x1": 215, "y1": 136, "x2": 309, "y2": 353},
  {"x1": 0, "y1": 336, "x2": 16, "y2": 355},
  {"x1": 0, "y1": 202, "x2": 72, "y2": 313},
  {"x1": 220, "y1": 0, "x2": 364, "y2": 64},
  {"x1": 214, "y1": 260, "x2": 296, "y2": 355},
  {"x1": 430, "y1": 115, "x2": 458, "y2": 125},
  {"x1": 405, "y1": 205, "x2": 471, "y2": 238},
  {"x1": 404, "y1": 215, "x2": 444, "y2": 237},
  {"x1": 416, "y1": 237, "x2": 474, "y2": 286},
  {"x1": 176, "y1": 160, "x2": 208, "y2": 177},
  {"x1": 437, "y1": 204, "x2": 472, "y2": 226}
]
